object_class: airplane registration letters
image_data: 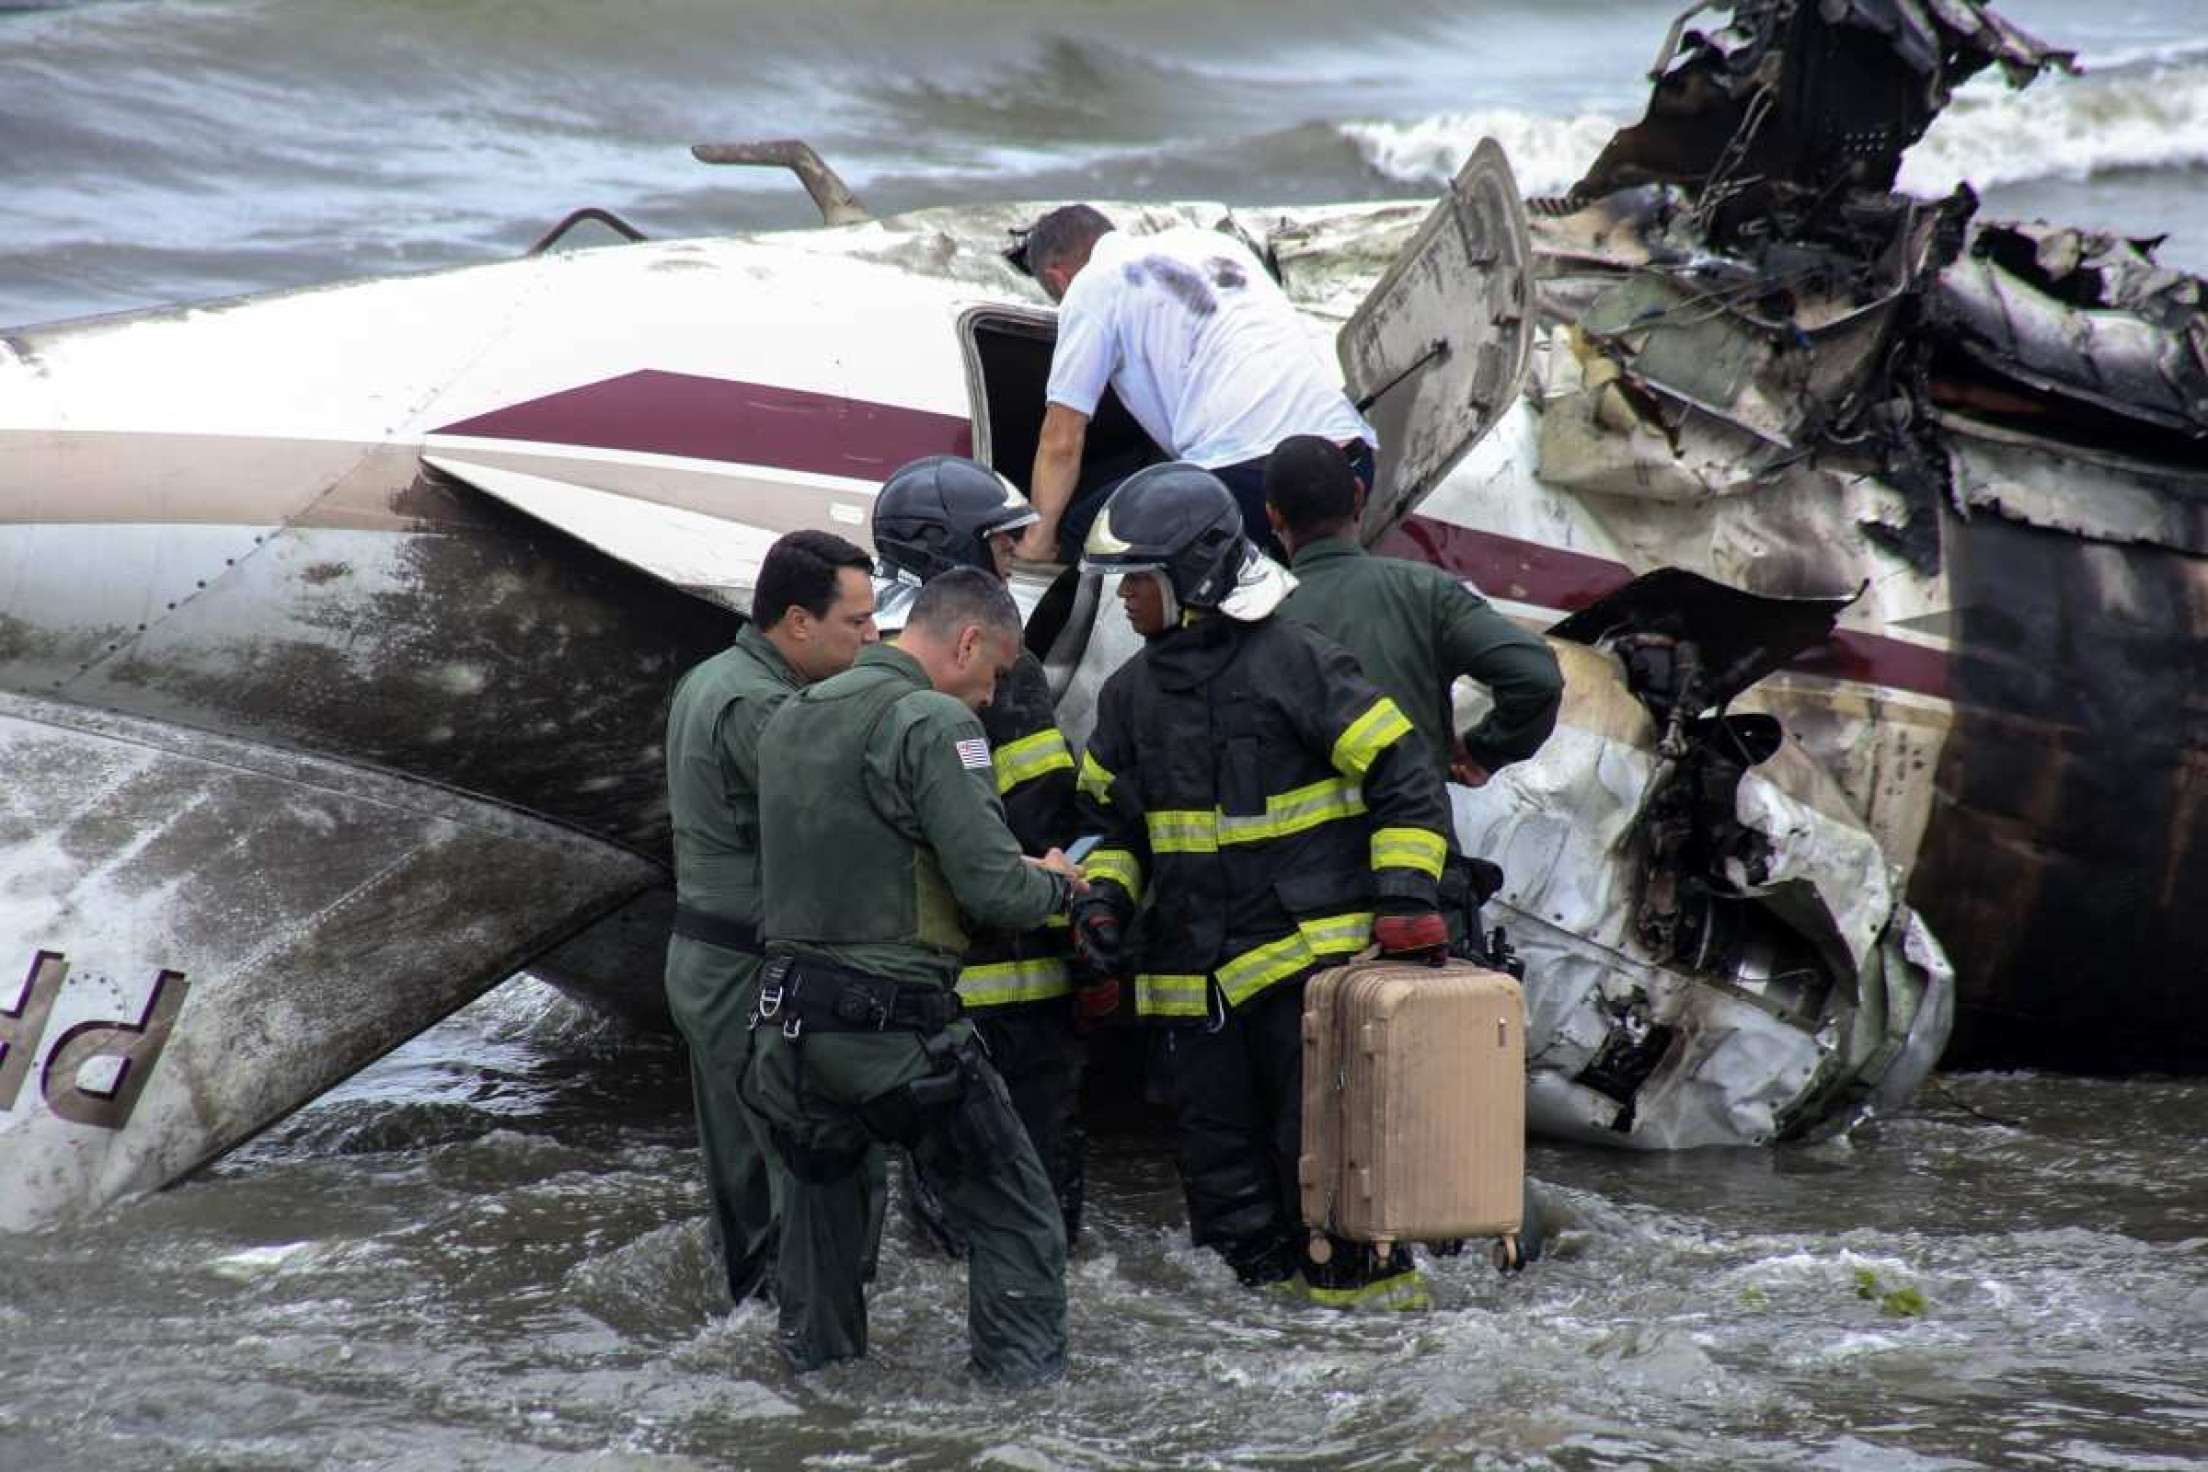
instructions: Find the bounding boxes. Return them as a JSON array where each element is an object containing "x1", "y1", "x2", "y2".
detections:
[
  {"x1": 0, "y1": 951, "x2": 190, "y2": 1130},
  {"x1": 0, "y1": 950, "x2": 67, "y2": 1111}
]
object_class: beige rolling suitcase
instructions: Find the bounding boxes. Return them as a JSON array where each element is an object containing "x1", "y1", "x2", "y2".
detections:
[{"x1": 1299, "y1": 953, "x2": 1525, "y2": 1259}]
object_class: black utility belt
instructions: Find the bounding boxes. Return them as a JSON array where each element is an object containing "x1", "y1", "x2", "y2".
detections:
[
  {"x1": 755, "y1": 953, "x2": 964, "y2": 1037},
  {"x1": 672, "y1": 905, "x2": 762, "y2": 955}
]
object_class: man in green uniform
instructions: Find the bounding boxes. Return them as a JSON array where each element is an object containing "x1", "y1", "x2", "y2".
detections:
[
  {"x1": 750, "y1": 567, "x2": 1084, "y2": 1384},
  {"x1": 663, "y1": 529, "x2": 880, "y2": 1305},
  {"x1": 1265, "y1": 434, "x2": 1563, "y2": 789},
  {"x1": 872, "y1": 454, "x2": 1099, "y2": 1251}
]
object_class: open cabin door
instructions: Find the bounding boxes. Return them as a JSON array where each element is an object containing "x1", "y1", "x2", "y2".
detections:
[{"x1": 1339, "y1": 138, "x2": 1535, "y2": 545}]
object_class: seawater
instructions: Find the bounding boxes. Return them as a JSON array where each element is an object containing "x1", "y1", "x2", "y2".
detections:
[
  {"x1": 2, "y1": 978, "x2": 2204, "y2": 1469},
  {"x1": 5, "y1": 3, "x2": 2208, "y2": 1466},
  {"x1": 3, "y1": 0, "x2": 2206, "y2": 326}
]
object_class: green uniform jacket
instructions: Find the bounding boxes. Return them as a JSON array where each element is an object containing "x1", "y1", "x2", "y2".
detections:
[
  {"x1": 666, "y1": 622, "x2": 802, "y2": 925},
  {"x1": 1280, "y1": 536, "x2": 1563, "y2": 777},
  {"x1": 757, "y1": 643, "x2": 1069, "y2": 989}
]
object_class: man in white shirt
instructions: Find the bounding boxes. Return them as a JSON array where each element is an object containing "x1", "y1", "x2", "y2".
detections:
[{"x1": 1013, "y1": 205, "x2": 1376, "y2": 565}]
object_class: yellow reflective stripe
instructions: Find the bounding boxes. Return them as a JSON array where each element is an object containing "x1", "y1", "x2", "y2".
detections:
[
  {"x1": 1135, "y1": 973, "x2": 1210, "y2": 1018},
  {"x1": 1085, "y1": 846, "x2": 1143, "y2": 899},
  {"x1": 1218, "y1": 777, "x2": 1367, "y2": 843},
  {"x1": 1214, "y1": 931, "x2": 1312, "y2": 1007},
  {"x1": 1077, "y1": 750, "x2": 1115, "y2": 805},
  {"x1": 993, "y1": 728, "x2": 1074, "y2": 795},
  {"x1": 1146, "y1": 809, "x2": 1220, "y2": 854},
  {"x1": 1298, "y1": 911, "x2": 1376, "y2": 958},
  {"x1": 1331, "y1": 697, "x2": 1414, "y2": 778},
  {"x1": 1370, "y1": 826, "x2": 1447, "y2": 879},
  {"x1": 1138, "y1": 913, "x2": 1374, "y2": 1017},
  {"x1": 956, "y1": 956, "x2": 1074, "y2": 1007},
  {"x1": 1146, "y1": 779, "x2": 1369, "y2": 854},
  {"x1": 1214, "y1": 911, "x2": 1375, "y2": 1008}
]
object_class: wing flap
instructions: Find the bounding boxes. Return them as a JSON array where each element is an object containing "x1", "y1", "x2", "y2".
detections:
[{"x1": 424, "y1": 454, "x2": 781, "y2": 612}]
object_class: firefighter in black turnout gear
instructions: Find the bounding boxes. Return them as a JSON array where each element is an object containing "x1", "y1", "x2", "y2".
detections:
[
  {"x1": 1073, "y1": 464, "x2": 1454, "y2": 1307},
  {"x1": 872, "y1": 455, "x2": 1096, "y2": 1249}
]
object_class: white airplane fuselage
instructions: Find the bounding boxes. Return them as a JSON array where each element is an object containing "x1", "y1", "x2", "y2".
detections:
[{"x1": 9, "y1": 189, "x2": 2179, "y2": 1226}]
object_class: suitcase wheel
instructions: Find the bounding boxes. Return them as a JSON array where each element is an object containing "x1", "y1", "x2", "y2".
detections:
[{"x1": 1491, "y1": 1235, "x2": 1525, "y2": 1275}]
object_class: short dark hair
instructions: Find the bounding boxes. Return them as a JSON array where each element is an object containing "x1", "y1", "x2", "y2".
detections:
[
  {"x1": 1024, "y1": 204, "x2": 1114, "y2": 277},
  {"x1": 1265, "y1": 434, "x2": 1361, "y2": 536},
  {"x1": 753, "y1": 529, "x2": 872, "y2": 629},
  {"x1": 904, "y1": 565, "x2": 1022, "y2": 646}
]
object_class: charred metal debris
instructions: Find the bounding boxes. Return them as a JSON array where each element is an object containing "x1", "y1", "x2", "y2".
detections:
[
  {"x1": 1528, "y1": 0, "x2": 2206, "y2": 577},
  {"x1": 1554, "y1": 570, "x2": 1856, "y2": 1083}
]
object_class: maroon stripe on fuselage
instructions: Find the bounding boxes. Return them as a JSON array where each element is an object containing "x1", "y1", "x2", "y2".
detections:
[
  {"x1": 432, "y1": 369, "x2": 973, "y2": 480},
  {"x1": 1386, "y1": 514, "x2": 1953, "y2": 701}
]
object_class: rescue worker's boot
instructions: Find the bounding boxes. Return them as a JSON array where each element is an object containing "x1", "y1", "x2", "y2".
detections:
[
  {"x1": 1225, "y1": 1229, "x2": 1304, "y2": 1288},
  {"x1": 1292, "y1": 1239, "x2": 1432, "y2": 1311}
]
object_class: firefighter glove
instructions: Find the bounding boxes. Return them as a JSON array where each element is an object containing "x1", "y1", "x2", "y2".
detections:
[
  {"x1": 1373, "y1": 910, "x2": 1449, "y2": 962},
  {"x1": 1070, "y1": 895, "x2": 1126, "y2": 975}
]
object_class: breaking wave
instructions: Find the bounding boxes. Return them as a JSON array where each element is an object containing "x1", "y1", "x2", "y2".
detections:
[
  {"x1": 1343, "y1": 57, "x2": 2208, "y2": 200},
  {"x1": 1341, "y1": 108, "x2": 1622, "y2": 197},
  {"x1": 1900, "y1": 56, "x2": 2208, "y2": 194}
]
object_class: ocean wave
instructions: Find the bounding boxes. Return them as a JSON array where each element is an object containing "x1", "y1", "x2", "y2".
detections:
[
  {"x1": 1342, "y1": 60, "x2": 2208, "y2": 199},
  {"x1": 1899, "y1": 60, "x2": 2208, "y2": 193},
  {"x1": 1340, "y1": 108, "x2": 1623, "y2": 196}
]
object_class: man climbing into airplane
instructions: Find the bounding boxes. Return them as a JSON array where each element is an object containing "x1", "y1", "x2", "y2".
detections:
[{"x1": 1014, "y1": 204, "x2": 1374, "y2": 565}]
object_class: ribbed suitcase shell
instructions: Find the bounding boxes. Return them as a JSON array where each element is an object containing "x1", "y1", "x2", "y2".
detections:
[{"x1": 1299, "y1": 956, "x2": 1525, "y2": 1246}]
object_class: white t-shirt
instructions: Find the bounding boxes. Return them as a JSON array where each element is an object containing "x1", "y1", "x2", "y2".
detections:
[{"x1": 1044, "y1": 227, "x2": 1375, "y2": 469}]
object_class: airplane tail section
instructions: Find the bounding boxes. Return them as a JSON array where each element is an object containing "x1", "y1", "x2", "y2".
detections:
[{"x1": 0, "y1": 690, "x2": 662, "y2": 1231}]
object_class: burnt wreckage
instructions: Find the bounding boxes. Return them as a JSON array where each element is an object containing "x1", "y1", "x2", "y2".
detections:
[{"x1": 1522, "y1": 0, "x2": 2207, "y2": 1070}]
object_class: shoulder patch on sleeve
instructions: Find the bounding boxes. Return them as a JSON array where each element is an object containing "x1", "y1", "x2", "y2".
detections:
[{"x1": 954, "y1": 734, "x2": 992, "y2": 771}]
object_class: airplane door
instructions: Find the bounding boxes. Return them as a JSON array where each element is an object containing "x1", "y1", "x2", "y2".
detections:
[{"x1": 1337, "y1": 138, "x2": 1535, "y2": 545}]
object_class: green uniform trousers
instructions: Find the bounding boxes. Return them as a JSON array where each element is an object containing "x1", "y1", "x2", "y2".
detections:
[
  {"x1": 664, "y1": 936, "x2": 782, "y2": 1303},
  {"x1": 665, "y1": 937, "x2": 888, "y2": 1305},
  {"x1": 905, "y1": 1003, "x2": 1088, "y2": 1253},
  {"x1": 748, "y1": 1018, "x2": 1067, "y2": 1386}
]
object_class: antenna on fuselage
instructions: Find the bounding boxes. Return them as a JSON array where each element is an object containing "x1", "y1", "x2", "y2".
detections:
[{"x1": 690, "y1": 139, "x2": 872, "y2": 227}]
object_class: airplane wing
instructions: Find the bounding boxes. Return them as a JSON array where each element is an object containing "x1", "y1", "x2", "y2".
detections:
[
  {"x1": 1337, "y1": 137, "x2": 1536, "y2": 544},
  {"x1": 0, "y1": 690, "x2": 661, "y2": 1231}
]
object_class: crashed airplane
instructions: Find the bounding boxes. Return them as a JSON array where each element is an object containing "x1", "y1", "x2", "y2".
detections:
[{"x1": 3, "y1": 0, "x2": 2190, "y2": 1230}]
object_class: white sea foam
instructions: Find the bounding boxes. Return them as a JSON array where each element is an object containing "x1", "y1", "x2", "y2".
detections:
[
  {"x1": 1899, "y1": 60, "x2": 2208, "y2": 193},
  {"x1": 1342, "y1": 61, "x2": 2208, "y2": 198},
  {"x1": 1341, "y1": 108, "x2": 1623, "y2": 195}
]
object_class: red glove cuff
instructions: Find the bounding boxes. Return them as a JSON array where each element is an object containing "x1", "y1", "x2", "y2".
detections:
[{"x1": 1373, "y1": 912, "x2": 1449, "y2": 957}]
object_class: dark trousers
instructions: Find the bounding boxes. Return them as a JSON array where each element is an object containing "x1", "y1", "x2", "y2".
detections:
[
  {"x1": 1053, "y1": 441, "x2": 1376, "y2": 567},
  {"x1": 749, "y1": 1025, "x2": 1067, "y2": 1385},
  {"x1": 663, "y1": 937, "x2": 780, "y2": 1303},
  {"x1": 1158, "y1": 979, "x2": 1309, "y2": 1284},
  {"x1": 907, "y1": 1002, "x2": 1088, "y2": 1251}
]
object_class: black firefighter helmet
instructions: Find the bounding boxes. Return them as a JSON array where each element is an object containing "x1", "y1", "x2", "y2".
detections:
[
  {"x1": 1081, "y1": 461, "x2": 1293, "y2": 621},
  {"x1": 872, "y1": 454, "x2": 1038, "y2": 583}
]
